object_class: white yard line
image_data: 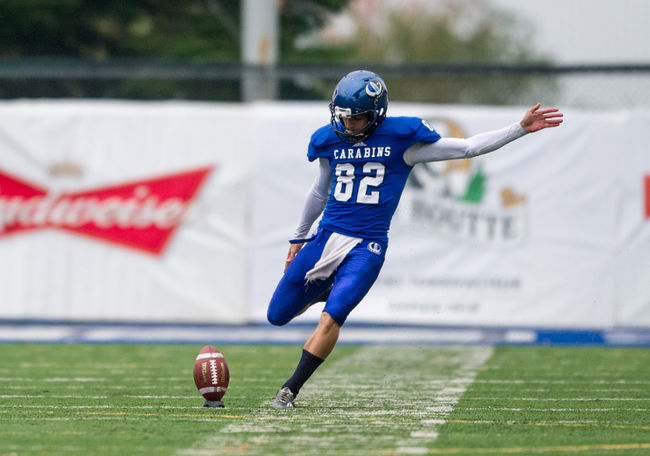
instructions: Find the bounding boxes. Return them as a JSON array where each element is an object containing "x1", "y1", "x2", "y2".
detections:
[
  {"x1": 468, "y1": 388, "x2": 649, "y2": 392},
  {"x1": 2, "y1": 377, "x2": 647, "y2": 384},
  {"x1": 176, "y1": 345, "x2": 494, "y2": 456},
  {"x1": 0, "y1": 405, "x2": 208, "y2": 409},
  {"x1": 471, "y1": 379, "x2": 650, "y2": 385},
  {"x1": 0, "y1": 395, "x2": 109, "y2": 399},
  {"x1": 2, "y1": 404, "x2": 647, "y2": 413},
  {"x1": 463, "y1": 407, "x2": 650, "y2": 412},
  {"x1": 0, "y1": 395, "x2": 197, "y2": 399},
  {"x1": 0, "y1": 377, "x2": 107, "y2": 382},
  {"x1": 460, "y1": 397, "x2": 650, "y2": 401}
]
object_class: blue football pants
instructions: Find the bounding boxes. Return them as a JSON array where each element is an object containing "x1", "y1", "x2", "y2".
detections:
[{"x1": 267, "y1": 229, "x2": 385, "y2": 327}]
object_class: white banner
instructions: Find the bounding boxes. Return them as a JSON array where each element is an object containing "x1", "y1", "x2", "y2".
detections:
[
  {"x1": 357, "y1": 106, "x2": 619, "y2": 327},
  {"x1": 250, "y1": 104, "x2": 650, "y2": 329},
  {"x1": 0, "y1": 100, "x2": 251, "y2": 323},
  {"x1": 613, "y1": 112, "x2": 650, "y2": 327},
  {"x1": 0, "y1": 100, "x2": 648, "y2": 329}
]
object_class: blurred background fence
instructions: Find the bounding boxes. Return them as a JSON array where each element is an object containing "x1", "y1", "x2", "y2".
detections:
[{"x1": 1, "y1": 59, "x2": 649, "y2": 108}]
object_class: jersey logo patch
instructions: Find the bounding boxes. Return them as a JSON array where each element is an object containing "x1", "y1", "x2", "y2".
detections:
[{"x1": 368, "y1": 242, "x2": 382, "y2": 255}]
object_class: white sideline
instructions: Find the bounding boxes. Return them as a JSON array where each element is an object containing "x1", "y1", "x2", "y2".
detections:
[{"x1": 176, "y1": 345, "x2": 493, "y2": 456}]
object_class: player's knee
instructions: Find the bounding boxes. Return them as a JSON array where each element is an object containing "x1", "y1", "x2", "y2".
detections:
[
  {"x1": 267, "y1": 307, "x2": 290, "y2": 326},
  {"x1": 267, "y1": 284, "x2": 296, "y2": 326}
]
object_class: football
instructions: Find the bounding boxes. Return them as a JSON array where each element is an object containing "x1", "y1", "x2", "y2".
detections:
[{"x1": 193, "y1": 345, "x2": 230, "y2": 406}]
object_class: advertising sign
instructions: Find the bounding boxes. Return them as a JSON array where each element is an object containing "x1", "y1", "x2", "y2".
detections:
[
  {"x1": 1, "y1": 101, "x2": 648, "y2": 328},
  {"x1": 0, "y1": 101, "x2": 250, "y2": 322},
  {"x1": 0, "y1": 167, "x2": 213, "y2": 255}
]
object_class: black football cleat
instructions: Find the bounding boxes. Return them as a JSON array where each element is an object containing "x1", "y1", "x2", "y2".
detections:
[{"x1": 271, "y1": 387, "x2": 296, "y2": 409}]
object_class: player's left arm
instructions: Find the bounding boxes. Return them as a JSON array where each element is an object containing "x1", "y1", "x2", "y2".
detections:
[
  {"x1": 284, "y1": 158, "x2": 332, "y2": 272},
  {"x1": 404, "y1": 103, "x2": 563, "y2": 165}
]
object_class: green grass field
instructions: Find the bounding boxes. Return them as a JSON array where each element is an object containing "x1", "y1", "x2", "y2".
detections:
[{"x1": 1, "y1": 344, "x2": 649, "y2": 455}]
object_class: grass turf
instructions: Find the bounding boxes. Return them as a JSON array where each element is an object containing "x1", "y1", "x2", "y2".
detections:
[{"x1": 0, "y1": 344, "x2": 648, "y2": 455}]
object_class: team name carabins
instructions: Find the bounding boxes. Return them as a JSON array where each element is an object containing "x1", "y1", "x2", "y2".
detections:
[{"x1": 333, "y1": 146, "x2": 391, "y2": 160}]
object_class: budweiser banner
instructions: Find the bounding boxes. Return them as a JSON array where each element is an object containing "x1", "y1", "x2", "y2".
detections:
[
  {"x1": 0, "y1": 166, "x2": 213, "y2": 254},
  {"x1": 0, "y1": 101, "x2": 251, "y2": 323},
  {"x1": 1, "y1": 101, "x2": 649, "y2": 328}
]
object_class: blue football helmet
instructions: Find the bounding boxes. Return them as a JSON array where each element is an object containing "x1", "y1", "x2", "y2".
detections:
[{"x1": 329, "y1": 70, "x2": 388, "y2": 143}]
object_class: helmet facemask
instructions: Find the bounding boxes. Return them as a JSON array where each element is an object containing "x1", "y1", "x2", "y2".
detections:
[{"x1": 329, "y1": 105, "x2": 379, "y2": 143}]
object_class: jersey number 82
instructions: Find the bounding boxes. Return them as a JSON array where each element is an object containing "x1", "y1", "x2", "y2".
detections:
[{"x1": 333, "y1": 162, "x2": 385, "y2": 205}]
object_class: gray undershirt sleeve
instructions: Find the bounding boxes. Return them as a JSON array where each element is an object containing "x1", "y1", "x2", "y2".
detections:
[
  {"x1": 404, "y1": 122, "x2": 527, "y2": 166},
  {"x1": 292, "y1": 158, "x2": 332, "y2": 240}
]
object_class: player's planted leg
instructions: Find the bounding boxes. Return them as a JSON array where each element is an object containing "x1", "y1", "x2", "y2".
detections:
[
  {"x1": 271, "y1": 312, "x2": 340, "y2": 409},
  {"x1": 303, "y1": 311, "x2": 340, "y2": 359}
]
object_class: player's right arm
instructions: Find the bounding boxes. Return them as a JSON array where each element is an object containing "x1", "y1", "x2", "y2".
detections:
[{"x1": 285, "y1": 158, "x2": 332, "y2": 272}]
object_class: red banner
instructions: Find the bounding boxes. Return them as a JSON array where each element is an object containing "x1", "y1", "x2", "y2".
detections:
[{"x1": 0, "y1": 166, "x2": 214, "y2": 254}]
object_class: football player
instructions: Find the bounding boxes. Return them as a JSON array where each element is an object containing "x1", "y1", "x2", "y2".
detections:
[{"x1": 268, "y1": 70, "x2": 563, "y2": 408}]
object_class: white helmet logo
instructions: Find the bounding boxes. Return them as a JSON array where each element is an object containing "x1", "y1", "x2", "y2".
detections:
[{"x1": 365, "y1": 81, "x2": 383, "y2": 98}]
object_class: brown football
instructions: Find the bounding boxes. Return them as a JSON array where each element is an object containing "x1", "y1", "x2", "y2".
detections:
[{"x1": 193, "y1": 345, "x2": 229, "y2": 401}]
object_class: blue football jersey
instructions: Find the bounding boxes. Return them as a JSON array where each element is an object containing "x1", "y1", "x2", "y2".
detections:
[{"x1": 307, "y1": 116, "x2": 441, "y2": 242}]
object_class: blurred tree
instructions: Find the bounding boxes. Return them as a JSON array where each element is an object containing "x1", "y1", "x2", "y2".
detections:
[
  {"x1": 341, "y1": 0, "x2": 539, "y2": 64},
  {"x1": 0, "y1": 0, "x2": 349, "y2": 60},
  {"x1": 300, "y1": 0, "x2": 556, "y2": 104},
  {"x1": 0, "y1": 0, "x2": 554, "y2": 103},
  {"x1": 0, "y1": 0, "x2": 349, "y2": 99},
  {"x1": 0, "y1": 0, "x2": 237, "y2": 59}
]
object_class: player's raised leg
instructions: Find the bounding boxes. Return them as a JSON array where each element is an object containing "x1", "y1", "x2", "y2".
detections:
[{"x1": 267, "y1": 234, "x2": 334, "y2": 327}]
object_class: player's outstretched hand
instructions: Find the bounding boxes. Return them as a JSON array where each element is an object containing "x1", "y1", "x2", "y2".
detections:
[
  {"x1": 520, "y1": 103, "x2": 563, "y2": 133},
  {"x1": 284, "y1": 243, "x2": 303, "y2": 272}
]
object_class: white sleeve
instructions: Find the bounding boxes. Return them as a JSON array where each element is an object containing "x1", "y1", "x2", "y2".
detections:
[
  {"x1": 292, "y1": 158, "x2": 332, "y2": 240},
  {"x1": 404, "y1": 122, "x2": 527, "y2": 166}
]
